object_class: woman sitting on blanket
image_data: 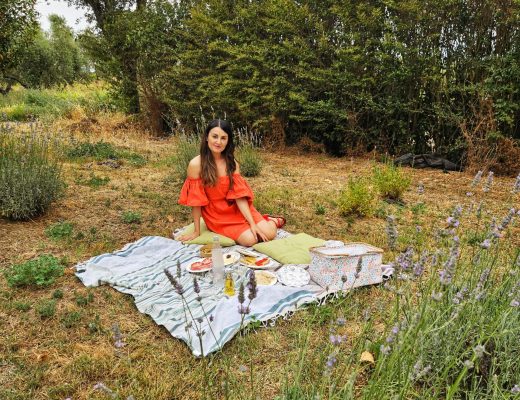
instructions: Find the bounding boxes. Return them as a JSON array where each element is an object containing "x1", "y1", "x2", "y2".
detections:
[{"x1": 177, "y1": 119, "x2": 286, "y2": 246}]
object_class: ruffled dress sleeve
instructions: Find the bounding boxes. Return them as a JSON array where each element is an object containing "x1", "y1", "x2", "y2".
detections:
[
  {"x1": 178, "y1": 178, "x2": 209, "y2": 206},
  {"x1": 226, "y1": 174, "x2": 254, "y2": 201}
]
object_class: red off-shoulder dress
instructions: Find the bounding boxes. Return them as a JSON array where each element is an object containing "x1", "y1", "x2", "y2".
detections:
[{"x1": 178, "y1": 173, "x2": 264, "y2": 241}]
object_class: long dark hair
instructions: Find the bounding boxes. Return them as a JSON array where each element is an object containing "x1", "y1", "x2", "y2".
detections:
[{"x1": 200, "y1": 119, "x2": 236, "y2": 189}]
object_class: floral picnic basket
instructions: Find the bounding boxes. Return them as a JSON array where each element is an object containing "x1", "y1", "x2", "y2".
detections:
[{"x1": 308, "y1": 242, "x2": 384, "y2": 291}]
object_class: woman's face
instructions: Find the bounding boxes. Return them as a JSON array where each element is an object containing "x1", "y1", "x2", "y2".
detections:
[{"x1": 207, "y1": 127, "x2": 229, "y2": 154}]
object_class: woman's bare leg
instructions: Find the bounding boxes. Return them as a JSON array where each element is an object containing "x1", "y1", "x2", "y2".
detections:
[{"x1": 236, "y1": 220, "x2": 277, "y2": 247}]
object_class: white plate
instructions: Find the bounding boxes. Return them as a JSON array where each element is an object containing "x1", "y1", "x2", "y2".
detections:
[
  {"x1": 223, "y1": 251, "x2": 240, "y2": 265},
  {"x1": 254, "y1": 270, "x2": 278, "y2": 286},
  {"x1": 186, "y1": 258, "x2": 212, "y2": 273},
  {"x1": 277, "y1": 265, "x2": 310, "y2": 287},
  {"x1": 239, "y1": 255, "x2": 276, "y2": 269}
]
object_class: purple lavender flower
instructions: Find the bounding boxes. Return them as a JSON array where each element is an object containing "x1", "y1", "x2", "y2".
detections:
[
  {"x1": 510, "y1": 299, "x2": 519, "y2": 307},
  {"x1": 396, "y1": 247, "x2": 414, "y2": 271},
  {"x1": 483, "y1": 171, "x2": 494, "y2": 193},
  {"x1": 385, "y1": 324, "x2": 400, "y2": 344},
  {"x1": 439, "y1": 237, "x2": 460, "y2": 285},
  {"x1": 511, "y1": 173, "x2": 520, "y2": 194},
  {"x1": 380, "y1": 345, "x2": 391, "y2": 355},
  {"x1": 325, "y1": 354, "x2": 337, "y2": 370},
  {"x1": 238, "y1": 304, "x2": 250, "y2": 315},
  {"x1": 238, "y1": 282, "x2": 245, "y2": 305},
  {"x1": 471, "y1": 170, "x2": 483, "y2": 187},
  {"x1": 511, "y1": 384, "x2": 520, "y2": 394},
  {"x1": 164, "y1": 268, "x2": 184, "y2": 295},
  {"x1": 247, "y1": 272, "x2": 258, "y2": 300},
  {"x1": 453, "y1": 286, "x2": 468, "y2": 305},
  {"x1": 431, "y1": 292, "x2": 443, "y2": 301},
  {"x1": 386, "y1": 215, "x2": 398, "y2": 251},
  {"x1": 498, "y1": 208, "x2": 516, "y2": 232},
  {"x1": 480, "y1": 239, "x2": 491, "y2": 249},
  {"x1": 329, "y1": 334, "x2": 346, "y2": 346},
  {"x1": 112, "y1": 323, "x2": 125, "y2": 348},
  {"x1": 474, "y1": 344, "x2": 486, "y2": 358},
  {"x1": 473, "y1": 269, "x2": 490, "y2": 300},
  {"x1": 336, "y1": 317, "x2": 346, "y2": 326},
  {"x1": 193, "y1": 277, "x2": 200, "y2": 294},
  {"x1": 176, "y1": 260, "x2": 182, "y2": 278}
]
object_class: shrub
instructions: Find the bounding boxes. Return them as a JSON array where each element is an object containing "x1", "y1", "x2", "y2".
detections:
[
  {"x1": 337, "y1": 177, "x2": 376, "y2": 217},
  {"x1": 45, "y1": 221, "x2": 74, "y2": 240},
  {"x1": 237, "y1": 143, "x2": 262, "y2": 177},
  {"x1": 66, "y1": 141, "x2": 118, "y2": 159},
  {"x1": 173, "y1": 133, "x2": 200, "y2": 180},
  {"x1": 61, "y1": 311, "x2": 82, "y2": 328},
  {"x1": 4, "y1": 254, "x2": 64, "y2": 288},
  {"x1": 36, "y1": 299, "x2": 57, "y2": 319},
  {"x1": 121, "y1": 210, "x2": 142, "y2": 224},
  {"x1": 0, "y1": 123, "x2": 65, "y2": 220},
  {"x1": 373, "y1": 163, "x2": 411, "y2": 201}
]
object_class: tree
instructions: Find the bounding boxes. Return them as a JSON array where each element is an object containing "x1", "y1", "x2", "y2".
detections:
[{"x1": 0, "y1": 0, "x2": 37, "y2": 94}]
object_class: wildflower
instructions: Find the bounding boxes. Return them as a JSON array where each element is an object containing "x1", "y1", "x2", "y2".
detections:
[
  {"x1": 453, "y1": 286, "x2": 468, "y2": 305},
  {"x1": 483, "y1": 171, "x2": 494, "y2": 192},
  {"x1": 413, "y1": 251, "x2": 428, "y2": 277},
  {"x1": 164, "y1": 268, "x2": 184, "y2": 295},
  {"x1": 238, "y1": 304, "x2": 250, "y2": 315},
  {"x1": 380, "y1": 345, "x2": 391, "y2": 355},
  {"x1": 417, "y1": 182, "x2": 424, "y2": 194},
  {"x1": 471, "y1": 170, "x2": 483, "y2": 187},
  {"x1": 336, "y1": 317, "x2": 346, "y2": 326},
  {"x1": 463, "y1": 360, "x2": 474, "y2": 369},
  {"x1": 329, "y1": 334, "x2": 345, "y2": 346},
  {"x1": 480, "y1": 239, "x2": 491, "y2": 249},
  {"x1": 473, "y1": 269, "x2": 490, "y2": 300},
  {"x1": 396, "y1": 247, "x2": 414, "y2": 271},
  {"x1": 386, "y1": 215, "x2": 398, "y2": 251},
  {"x1": 195, "y1": 329, "x2": 206, "y2": 338},
  {"x1": 247, "y1": 271, "x2": 258, "y2": 301},
  {"x1": 238, "y1": 283, "x2": 245, "y2": 305},
  {"x1": 193, "y1": 277, "x2": 200, "y2": 294},
  {"x1": 473, "y1": 344, "x2": 486, "y2": 358},
  {"x1": 176, "y1": 260, "x2": 182, "y2": 278},
  {"x1": 431, "y1": 292, "x2": 443, "y2": 301},
  {"x1": 410, "y1": 361, "x2": 432, "y2": 381},
  {"x1": 439, "y1": 237, "x2": 460, "y2": 285},
  {"x1": 511, "y1": 173, "x2": 520, "y2": 194},
  {"x1": 510, "y1": 299, "x2": 519, "y2": 307},
  {"x1": 385, "y1": 324, "x2": 399, "y2": 344},
  {"x1": 498, "y1": 208, "x2": 516, "y2": 232},
  {"x1": 325, "y1": 354, "x2": 337, "y2": 371},
  {"x1": 112, "y1": 323, "x2": 125, "y2": 348},
  {"x1": 511, "y1": 384, "x2": 520, "y2": 394}
]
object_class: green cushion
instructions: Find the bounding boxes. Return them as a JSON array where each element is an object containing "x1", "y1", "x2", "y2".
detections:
[
  {"x1": 179, "y1": 220, "x2": 236, "y2": 247},
  {"x1": 253, "y1": 233, "x2": 325, "y2": 264}
]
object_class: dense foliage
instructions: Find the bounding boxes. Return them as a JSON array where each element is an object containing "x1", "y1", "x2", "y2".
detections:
[
  {"x1": 73, "y1": 0, "x2": 520, "y2": 166},
  {"x1": 0, "y1": 123, "x2": 65, "y2": 220}
]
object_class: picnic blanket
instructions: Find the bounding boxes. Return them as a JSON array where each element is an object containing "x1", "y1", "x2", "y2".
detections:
[{"x1": 75, "y1": 235, "x2": 392, "y2": 356}]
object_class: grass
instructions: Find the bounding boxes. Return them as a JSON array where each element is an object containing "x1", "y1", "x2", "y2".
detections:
[
  {"x1": 0, "y1": 82, "x2": 114, "y2": 122},
  {"x1": 1, "y1": 107, "x2": 519, "y2": 399}
]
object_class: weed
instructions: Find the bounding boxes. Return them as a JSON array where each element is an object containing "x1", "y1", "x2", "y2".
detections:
[
  {"x1": 36, "y1": 299, "x2": 56, "y2": 319},
  {"x1": 61, "y1": 311, "x2": 82, "y2": 328},
  {"x1": 67, "y1": 141, "x2": 118, "y2": 159},
  {"x1": 411, "y1": 201, "x2": 427, "y2": 216},
  {"x1": 52, "y1": 289, "x2": 64, "y2": 299},
  {"x1": 315, "y1": 203, "x2": 326, "y2": 215},
  {"x1": 75, "y1": 292, "x2": 94, "y2": 307},
  {"x1": 45, "y1": 221, "x2": 74, "y2": 241},
  {"x1": 78, "y1": 173, "x2": 110, "y2": 188},
  {"x1": 0, "y1": 123, "x2": 65, "y2": 220},
  {"x1": 4, "y1": 254, "x2": 64, "y2": 288},
  {"x1": 373, "y1": 163, "x2": 411, "y2": 201},
  {"x1": 237, "y1": 144, "x2": 262, "y2": 177},
  {"x1": 338, "y1": 177, "x2": 376, "y2": 217},
  {"x1": 13, "y1": 301, "x2": 31, "y2": 312},
  {"x1": 121, "y1": 210, "x2": 142, "y2": 224},
  {"x1": 88, "y1": 315, "x2": 103, "y2": 334}
]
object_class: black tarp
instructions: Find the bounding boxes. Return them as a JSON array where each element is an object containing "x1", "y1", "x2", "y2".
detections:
[{"x1": 394, "y1": 153, "x2": 460, "y2": 171}]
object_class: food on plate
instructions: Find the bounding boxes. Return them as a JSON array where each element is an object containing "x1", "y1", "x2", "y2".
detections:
[
  {"x1": 199, "y1": 244, "x2": 213, "y2": 258},
  {"x1": 240, "y1": 255, "x2": 270, "y2": 267},
  {"x1": 254, "y1": 270, "x2": 277, "y2": 286},
  {"x1": 190, "y1": 258, "x2": 212, "y2": 271},
  {"x1": 255, "y1": 257, "x2": 269, "y2": 266}
]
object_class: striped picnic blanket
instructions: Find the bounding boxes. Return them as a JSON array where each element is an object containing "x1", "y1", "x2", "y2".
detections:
[{"x1": 75, "y1": 236, "x2": 325, "y2": 356}]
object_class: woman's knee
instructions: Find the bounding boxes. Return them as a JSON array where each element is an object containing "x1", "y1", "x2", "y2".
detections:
[{"x1": 236, "y1": 231, "x2": 258, "y2": 247}]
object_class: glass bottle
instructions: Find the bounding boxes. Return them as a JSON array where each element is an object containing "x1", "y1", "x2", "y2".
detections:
[
  {"x1": 224, "y1": 270, "x2": 235, "y2": 296},
  {"x1": 211, "y1": 236, "x2": 225, "y2": 286}
]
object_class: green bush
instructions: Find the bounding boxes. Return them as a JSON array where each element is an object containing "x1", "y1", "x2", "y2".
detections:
[
  {"x1": 338, "y1": 177, "x2": 376, "y2": 217},
  {"x1": 237, "y1": 143, "x2": 262, "y2": 177},
  {"x1": 36, "y1": 299, "x2": 57, "y2": 319},
  {"x1": 66, "y1": 141, "x2": 118, "y2": 159},
  {"x1": 4, "y1": 254, "x2": 64, "y2": 288},
  {"x1": 0, "y1": 124, "x2": 65, "y2": 220},
  {"x1": 173, "y1": 133, "x2": 200, "y2": 180},
  {"x1": 121, "y1": 210, "x2": 142, "y2": 224},
  {"x1": 45, "y1": 221, "x2": 74, "y2": 240},
  {"x1": 373, "y1": 163, "x2": 411, "y2": 201}
]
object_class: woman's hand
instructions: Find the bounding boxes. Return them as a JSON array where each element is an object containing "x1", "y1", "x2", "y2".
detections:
[
  {"x1": 250, "y1": 223, "x2": 268, "y2": 242},
  {"x1": 176, "y1": 231, "x2": 200, "y2": 242}
]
